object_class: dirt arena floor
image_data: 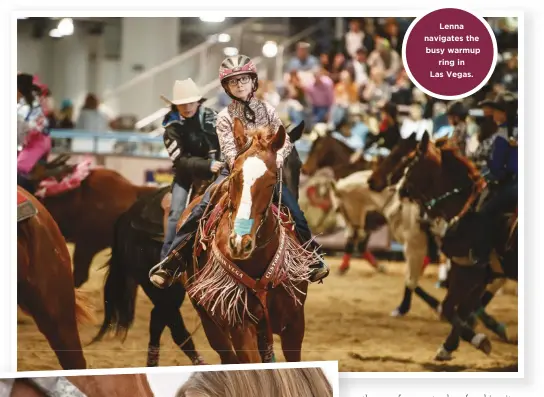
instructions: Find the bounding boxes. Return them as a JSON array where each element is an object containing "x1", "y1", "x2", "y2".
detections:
[{"x1": 18, "y1": 246, "x2": 518, "y2": 372}]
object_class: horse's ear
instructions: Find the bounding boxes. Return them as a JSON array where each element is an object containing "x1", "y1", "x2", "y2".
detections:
[
  {"x1": 418, "y1": 130, "x2": 430, "y2": 155},
  {"x1": 270, "y1": 125, "x2": 286, "y2": 153},
  {"x1": 233, "y1": 117, "x2": 248, "y2": 152}
]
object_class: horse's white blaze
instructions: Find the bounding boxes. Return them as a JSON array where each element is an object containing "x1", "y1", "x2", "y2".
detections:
[{"x1": 235, "y1": 156, "x2": 267, "y2": 223}]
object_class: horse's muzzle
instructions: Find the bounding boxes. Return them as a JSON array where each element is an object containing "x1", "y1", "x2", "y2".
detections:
[{"x1": 228, "y1": 233, "x2": 254, "y2": 259}]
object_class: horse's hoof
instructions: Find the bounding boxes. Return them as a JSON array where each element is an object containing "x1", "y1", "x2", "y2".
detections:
[
  {"x1": 435, "y1": 345, "x2": 453, "y2": 361},
  {"x1": 472, "y1": 333, "x2": 492, "y2": 355},
  {"x1": 390, "y1": 308, "x2": 407, "y2": 318}
]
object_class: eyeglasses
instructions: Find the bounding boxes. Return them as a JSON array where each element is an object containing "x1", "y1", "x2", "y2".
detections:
[{"x1": 227, "y1": 75, "x2": 251, "y2": 87}]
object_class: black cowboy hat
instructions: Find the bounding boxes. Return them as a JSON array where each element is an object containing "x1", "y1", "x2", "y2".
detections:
[
  {"x1": 478, "y1": 91, "x2": 517, "y2": 112},
  {"x1": 17, "y1": 73, "x2": 41, "y2": 95},
  {"x1": 446, "y1": 100, "x2": 468, "y2": 118}
]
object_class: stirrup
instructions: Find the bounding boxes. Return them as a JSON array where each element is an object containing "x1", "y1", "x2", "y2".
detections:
[
  {"x1": 149, "y1": 256, "x2": 183, "y2": 289},
  {"x1": 309, "y1": 263, "x2": 330, "y2": 283}
]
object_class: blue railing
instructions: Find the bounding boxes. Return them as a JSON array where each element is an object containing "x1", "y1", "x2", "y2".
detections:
[{"x1": 49, "y1": 129, "x2": 168, "y2": 159}]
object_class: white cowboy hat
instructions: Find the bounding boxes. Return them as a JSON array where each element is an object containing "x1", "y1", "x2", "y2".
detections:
[{"x1": 160, "y1": 78, "x2": 202, "y2": 106}]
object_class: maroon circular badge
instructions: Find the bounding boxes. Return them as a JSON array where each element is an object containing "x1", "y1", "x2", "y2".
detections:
[{"x1": 402, "y1": 8, "x2": 498, "y2": 99}]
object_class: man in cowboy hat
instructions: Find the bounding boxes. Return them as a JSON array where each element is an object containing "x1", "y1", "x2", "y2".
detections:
[
  {"x1": 470, "y1": 90, "x2": 518, "y2": 267},
  {"x1": 151, "y1": 78, "x2": 224, "y2": 285}
]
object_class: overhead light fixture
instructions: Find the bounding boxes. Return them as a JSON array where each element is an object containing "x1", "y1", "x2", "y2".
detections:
[
  {"x1": 49, "y1": 28, "x2": 62, "y2": 38},
  {"x1": 262, "y1": 41, "x2": 278, "y2": 58},
  {"x1": 57, "y1": 18, "x2": 74, "y2": 36},
  {"x1": 223, "y1": 47, "x2": 239, "y2": 57},
  {"x1": 200, "y1": 16, "x2": 225, "y2": 23},
  {"x1": 218, "y1": 33, "x2": 231, "y2": 43}
]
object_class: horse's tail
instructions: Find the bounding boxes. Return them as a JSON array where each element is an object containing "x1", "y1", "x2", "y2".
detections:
[
  {"x1": 90, "y1": 212, "x2": 138, "y2": 344},
  {"x1": 73, "y1": 289, "x2": 95, "y2": 326}
]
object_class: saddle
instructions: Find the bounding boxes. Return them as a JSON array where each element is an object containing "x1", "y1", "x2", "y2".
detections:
[
  {"x1": 17, "y1": 190, "x2": 37, "y2": 223},
  {"x1": 130, "y1": 186, "x2": 171, "y2": 242}
]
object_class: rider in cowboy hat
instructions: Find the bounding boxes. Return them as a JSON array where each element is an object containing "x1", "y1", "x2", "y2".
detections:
[
  {"x1": 149, "y1": 55, "x2": 329, "y2": 289},
  {"x1": 149, "y1": 78, "x2": 223, "y2": 286},
  {"x1": 471, "y1": 90, "x2": 518, "y2": 266}
]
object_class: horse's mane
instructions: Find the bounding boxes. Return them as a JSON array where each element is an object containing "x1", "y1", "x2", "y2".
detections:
[{"x1": 439, "y1": 145, "x2": 482, "y2": 186}]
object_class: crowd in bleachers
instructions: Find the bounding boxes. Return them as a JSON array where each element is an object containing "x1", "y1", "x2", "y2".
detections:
[{"x1": 241, "y1": 17, "x2": 518, "y2": 160}]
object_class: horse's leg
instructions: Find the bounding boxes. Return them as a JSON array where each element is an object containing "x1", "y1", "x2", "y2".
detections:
[
  {"x1": 147, "y1": 305, "x2": 168, "y2": 367},
  {"x1": 167, "y1": 302, "x2": 206, "y2": 365},
  {"x1": 230, "y1": 324, "x2": 262, "y2": 363},
  {"x1": 339, "y1": 228, "x2": 357, "y2": 274},
  {"x1": 19, "y1": 282, "x2": 86, "y2": 369},
  {"x1": 196, "y1": 307, "x2": 238, "y2": 364},
  {"x1": 470, "y1": 278, "x2": 510, "y2": 341},
  {"x1": 280, "y1": 307, "x2": 305, "y2": 362},
  {"x1": 357, "y1": 233, "x2": 383, "y2": 272},
  {"x1": 72, "y1": 239, "x2": 104, "y2": 287}
]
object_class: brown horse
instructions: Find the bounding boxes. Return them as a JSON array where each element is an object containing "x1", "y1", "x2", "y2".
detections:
[
  {"x1": 182, "y1": 119, "x2": 315, "y2": 364},
  {"x1": 8, "y1": 374, "x2": 153, "y2": 396},
  {"x1": 398, "y1": 132, "x2": 517, "y2": 360},
  {"x1": 300, "y1": 132, "x2": 372, "y2": 179},
  {"x1": 38, "y1": 166, "x2": 157, "y2": 287},
  {"x1": 17, "y1": 186, "x2": 93, "y2": 370}
]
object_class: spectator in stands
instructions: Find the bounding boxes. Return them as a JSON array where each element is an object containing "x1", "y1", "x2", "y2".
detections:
[
  {"x1": 383, "y1": 18, "x2": 403, "y2": 54},
  {"x1": 390, "y1": 68, "x2": 413, "y2": 105},
  {"x1": 331, "y1": 70, "x2": 359, "y2": 126},
  {"x1": 362, "y1": 67, "x2": 392, "y2": 112},
  {"x1": 344, "y1": 19, "x2": 365, "y2": 59},
  {"x1": 367, "y1": 37, "x2": 401, "y2": 84},
  {"x1": 361, "y1": 18, "x2": 377, "y2": 53},
  {"x1": 285, "y1": 70, "x2": 307, "y2": 126},
  {"x1": 76, "y1": 93, "x2": 110, "y2": 132},
  {"x1": 286, "y1": 41, "x2": 320, "y2": 72},
  {"x1": 501, "y1": 53, "x2": 518, "y2": 92},
  {"x1": 447, "y1": 100, "x2": 469, "y2": 156},
  {"x1": 347, "y1": 48, "x2": 369, "y2": 88},
  {"x1": 319, "y1": 52, "x2": 331, "y2": 71},
  {"x1": 304, "y1": 67, "x2": 335, "y2": 124},
  {"x1": 329, "y1": 52, "x2": 348, "y2": 84},
  {"x1": 57, "y1": 99, "x2": 75, "y2": 129}
]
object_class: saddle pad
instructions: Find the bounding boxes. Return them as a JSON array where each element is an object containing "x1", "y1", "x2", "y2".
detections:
[
  {"x1": 17, "y1": 191, "x2": 37, "y2": 223},
  {"x1": 35, "y1": 158, "x2": 93, "y2": 198}
]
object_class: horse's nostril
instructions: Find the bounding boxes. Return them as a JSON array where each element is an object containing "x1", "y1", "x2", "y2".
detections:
[{"x1": 243, "y1": 239, "x2": 253, "y2": 252}]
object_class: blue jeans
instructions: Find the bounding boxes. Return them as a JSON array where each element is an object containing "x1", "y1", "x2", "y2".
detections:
[
  {"x1": 165, "y1": 168, "x2": 230, "y2": 257},
  {"x1": 160, "y1": 182, "x2": 189, "y2": 260},
  {"x1": 312, "y1": 106, "x2": 329, "y2": 124}
]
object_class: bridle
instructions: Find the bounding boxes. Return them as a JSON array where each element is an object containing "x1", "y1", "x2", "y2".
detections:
[{"x1": 225, "y1": 138, "x2": 283, "y2": 250}]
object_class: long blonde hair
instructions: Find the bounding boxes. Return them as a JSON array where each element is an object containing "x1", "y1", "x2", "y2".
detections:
[{"x1": 176, "y1": 368, "x2": 333, "y2": 397}]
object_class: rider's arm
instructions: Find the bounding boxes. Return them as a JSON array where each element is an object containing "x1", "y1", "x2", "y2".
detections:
[
  {"x1": 164, "y1": 123, "x2": 214, "y2": 180},
  {"x1": 216, "y1": 110, "x2": 237, "y2": 169}
]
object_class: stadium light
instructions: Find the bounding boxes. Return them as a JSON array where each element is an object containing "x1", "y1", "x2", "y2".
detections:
[
  {"x1": 200, "y1": 16, "x2": 225, "y2": 23},
  {"x1": 218, "y1": 33, "x2": 231, "y2": 43},
  {"x1": 223, "y1": 47, "x2": 239, "y2": 57},
  {"x1": 262, "y1": 41, "x2": 278, "y2": 58},
  {"x1": 57, "y1": 18, "x2": 74, "y2": 36}
]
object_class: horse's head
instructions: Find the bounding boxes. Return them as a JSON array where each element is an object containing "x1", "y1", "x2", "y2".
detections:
[
  {"x1": 368, "y1": 132, "x2": 418, "y2": 192},
  {"x1": 398, "y1": 131, "x2": 482, "y2": 221},
  {"x1": 226, "y1": 118, "x2": 285, "y2": 259},
  {"x1": 301, "y1": 125, "x2": 353, "y2": 176}
]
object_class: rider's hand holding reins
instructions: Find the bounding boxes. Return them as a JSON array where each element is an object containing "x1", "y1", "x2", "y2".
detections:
[{"x1": 210, "y1": 160, "x2": 225, "y2": 173}]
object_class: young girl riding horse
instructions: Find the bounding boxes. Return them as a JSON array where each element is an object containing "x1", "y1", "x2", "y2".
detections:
[{"x1": 149, "y1": 55, "x2": 329, "y2": 288}]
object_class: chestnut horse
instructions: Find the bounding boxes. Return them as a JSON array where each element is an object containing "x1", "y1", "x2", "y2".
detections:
[
  {"x1": 398, "y1": 132, "x2": 517, "y2": 361},
  {"x1": 7, "y1": 374, "x2": 153, "y2": 396},
  {"x1": 182, "y1": 120, "x2": 315, "y2": 363},
  {"x1": 39, "y1": 167, "x2": 157, "y2": 287},
  {"x1": 17, "y1": 186, "x2": 93, "y2": 369}
]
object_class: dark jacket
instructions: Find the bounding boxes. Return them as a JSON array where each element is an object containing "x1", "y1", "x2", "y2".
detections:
[
  {"x1": 364, "y1": 122, "x2": 401, "y2": 151},
  {"x1": 163, "y1": 105, "x2": 221, "y2": 189}
]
